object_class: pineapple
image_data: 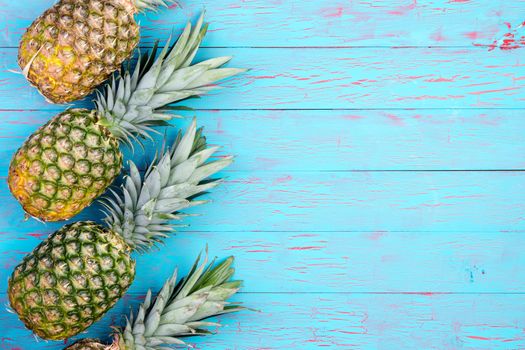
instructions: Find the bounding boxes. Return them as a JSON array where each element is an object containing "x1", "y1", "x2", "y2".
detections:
[
  {"x1": 19, "y1": 0, "x2": 174, "y2": 104},
  {"x1": 65, "y1": 252, "x2": 244, "y2": 350},
  {"x1": 8, "y1": 119, "x2": 234, "y2": 340},
  {"x1": 9, "y1": 14, "x2": 245, "y2": 222}
]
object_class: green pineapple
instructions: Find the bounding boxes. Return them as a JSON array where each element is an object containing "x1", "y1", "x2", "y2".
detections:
[
  {"x1": 65, "y1": 252, "x2": 243, "y2": 349},
  {"x1": 9, "y1": 13, "x2": 245, "y2": 222},
  {"x1": 8, "y1": 119, "x2": 234, "y2": 340}
]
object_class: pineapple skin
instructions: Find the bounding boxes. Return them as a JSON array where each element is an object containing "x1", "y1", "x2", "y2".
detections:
[
  {"x1": 64, "y1": 339, "x2": 109, "y2": 350},
  {"x1": 18, "y1": 0, "x2": 140, "y2": 104},
  {"x1": 65, "y1": 336, "x2": 125, "y2": 350},
  {"x1": 8, "y1": 222, "x2": 136, "y2": 340},
  {"x1": 8, "y1": 109, "x2": 122, "y2": 221}
]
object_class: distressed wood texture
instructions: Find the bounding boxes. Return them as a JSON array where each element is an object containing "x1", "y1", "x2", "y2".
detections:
[
  {"x1": 1, "y1": 171, "x2": 525, "y2": 232},
  {"x1": 1, "y1": 0, "x2": 525, "y2": 47},
  {"x1": 1, "y1": 230, "x2": 525, "y2": 293},
  {"x1": 2, "y1": 111, "x2": 525, "y2": 171},
  {"x1": 1, "y1": 0, "x2": 525, "y2": 349},
  {"x1": 2, "y1": 293, "x2": 525, "y2": 350},
  {"x1": 1, "y1": 47, "x2": 525, "y2": 109}
]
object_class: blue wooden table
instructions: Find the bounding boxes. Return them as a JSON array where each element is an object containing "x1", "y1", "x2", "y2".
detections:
[{"x1": 2, "y1": 1, "x2": 525, "y2": 349}]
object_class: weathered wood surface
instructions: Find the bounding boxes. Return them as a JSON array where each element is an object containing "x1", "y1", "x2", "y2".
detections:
[
  {"x1": 2, "y1": 293, "x2": 525, "y2": 349},
  {"x1": 0, "y1": 230, "x2": 524, "y2": 293},
  {"x1": 1, "y1": 171, "x2": 525, "y2": 232},
  {"x1": 3, "y1": 110, "x2": 525, "y2": 171},
  {"x1": 1, "y1": 0, "x2": 524, "y2": 349},
  {"x1": 1, "y1": 47, "x2": 525, "y2": 109},
  {"x1": 2, "y1": 0, "x2": 525, "y2": 48}
]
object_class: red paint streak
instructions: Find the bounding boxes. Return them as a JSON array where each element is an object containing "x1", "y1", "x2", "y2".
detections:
[
  {"x1": 486, "y1": 21, "x2": 525, "y2": 50},
  {"x1": 230, "y1": 177, "x2": 262, "y2": 184},
  {"x1": 466, "y1": 336, "x2": 493, "y2": 341},
  {"x1": 421, "y1": 203, "x2": 453, "y2": 208},
  {"x1": 337, "y1": 330, "x2": 366, "y2": 335},
  {"x1": 322, "y1": 6, "x2": 344, "y2": 18},
  {"x1": 395, "y1": 95, "x2": 464, "y2": 101},
  {"x1": 292, "y1": 234, "x2": 318, "y2": 238},
  {"x1": 27, "y1": 232, "x2": 46, "y2": 239},
  {"x1": 312, "y1": 78, "x2": 348, "y2": 85},
  {"x1": 384, "y1": 113, "x2": 405, "y2": 126},
  {"x1": 461, "y1": 81, "x2": 497, "y2": 88},
  {"x1": 406, "y1": 75, "x2": 428, "y2": 80},
  {"x1": 343, "y1": 114, "x2": 364, "y2": 120},
  {"x1": 273, "y1": 175, "x2": 293, "y2": 184},
  {"x1": 388, "y1": 1, "x2": 417, "y2": 16},
  {"x1": 393, "y1": 292, "x2": 436, "y2": 296},
  {"x1": 464, "y1": 31, "x2": 480, "y2": 40},
  {"x1": 431, "y1": 28, "x2": 446, "y2": 42},
  {"x1": 214, "y1": 117, "x2": 224, "y2": 134},
  {"x1": 449, "y1": 0, "x2": 470, "y2": 3},
  {"x1": 251, "y1": 74, "x2": 281, "y2": 80},
  {"x1": 246, "y1": 249, "x2": 273, "y2": 253},
  {"x1": 288, "y1": 246, "x2": 324, "y2": 250},
  {"x1": 469, "y1": 87, "x2": 520, "y2": 95},
  {"x1": 425, "y1": 76, "x2": 457, "y2": 83},
  {"x1": 367, "y1": 231, "x2": 387, "y2": 241}
]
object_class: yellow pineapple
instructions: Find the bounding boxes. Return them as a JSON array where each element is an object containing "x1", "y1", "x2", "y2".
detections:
[
  {"x1": 9, "y1": 15, "x2": 245, "y2": 221},
  {"x1": 19, "y1": 0, "x2": 173, "y2": 103}
]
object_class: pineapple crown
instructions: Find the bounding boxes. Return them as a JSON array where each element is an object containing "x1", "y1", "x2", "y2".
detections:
[
  {"x1": 64, "y1": 251, "x2": 244, "y2": 350},
  {"x1": 132, "y1": 0, "x2": 175, "y2": 13},
  {"x1": 102, "y1": 118, "x2": 233, "y2": 251},
  {"x1": 118, "y1": 250, "x2": 243, "y2": 349},
  {"x1": 95, "y1": 13, "x2": 246, "y2": 148}
]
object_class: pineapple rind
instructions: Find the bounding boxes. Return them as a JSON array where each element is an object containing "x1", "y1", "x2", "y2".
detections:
[
  {"x1": 18, "y1": 0, "x2": 140, "y2": 104},
  {"x1": 8, "y1": 109, "x2": 122, "y2": 221},
  {"x1": 8, "y1": 222, "x2": 136, "y2": 340},
  {"x1": 63, "y1": 252, "x2": 244, "y2": 349},
  {"x1": 10, "y1": 14, "x2": 245, "y2": 222},
  {"x1": 64, "y1": 338, "x2": 108, "y2": 350}
]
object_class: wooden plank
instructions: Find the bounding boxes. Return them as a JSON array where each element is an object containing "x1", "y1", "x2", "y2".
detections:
[
  {"x1": 0, "y1": 230, "x2": 524, "y2": 293},
  {"x1": 2, "y1": 293, "x2": 525, "y2": 349},
  {"x1": 1, "y1": 171, "x2": 525, "y2": 233},
  {"x1": 1, "y1": 47, "x2": 524, "y2": 110},
  {"x1": 1, "y1": 0, "x2": 525, "y2": 48},
  {"x1": 2, "y1": 110, "x2": 525, "y2": 171}
]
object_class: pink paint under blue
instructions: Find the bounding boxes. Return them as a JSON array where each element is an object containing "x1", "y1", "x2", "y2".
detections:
[{"x1": 0, "y1": 0, "x2": 525, "y2": 349}]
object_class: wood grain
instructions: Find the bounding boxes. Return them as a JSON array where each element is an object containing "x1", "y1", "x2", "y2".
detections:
[
  {"x1": 0, "y1": 0, "x2": 524, "y2": 348},
  {"x1": 2, "y1": 110, "x2": 525, "y2": 171},
  {"x1": 0, "y1": 47, "x2": 524, "y2": 110},
  {"x1": 1, "y1": 170, "x2": 524, "y2": 232},
  {"x1": 2, "y1": 293, "x2": 525, "y2": 349},
  {"x1": 1, "y1": 0, "x2": 525, "y2": 48},
  {"x1": 0, "y1": 230, "x2": 524, "y2": 293}
]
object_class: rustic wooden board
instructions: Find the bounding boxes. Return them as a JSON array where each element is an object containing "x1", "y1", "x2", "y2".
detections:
[
  {"x1": 1, "y1": 171, "x2": 525, "y2": 233},
  {"x1": 0, "y1": 47, "x2": 525, "y2": 110},
  {"x1": 2, "y1": 110, "x2": 525, "y2": 171},
  {"x1": 2, "y1": 0, "x2": 525, "y2": 48},
  {"x1": 2, "y1": 293, "x2": 525, "y2": 349},
  {"x1": 1, "y1": 230, "x2": 525, "y2": 293},
  {"x1": 1, "y1": 0, "x2": 524, "y2": 348}
]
